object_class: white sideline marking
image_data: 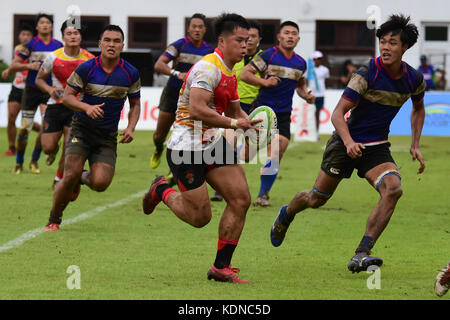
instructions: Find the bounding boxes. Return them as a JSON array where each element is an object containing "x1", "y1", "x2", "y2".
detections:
[{"x1": 0, "y1": 190, "x2": 146, "y2": 253}]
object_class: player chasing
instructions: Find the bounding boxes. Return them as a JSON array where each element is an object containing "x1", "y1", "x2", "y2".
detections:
[
  {"x1": 35, "y1": 20, "x2": 94, "y2": 187},
  {"x1": 240, "y1": 21, "x2": 315, "y2": 207},
  {"x1": 1, "y1": 25, "x2": 35, "y2": 157},
  {"x1": 150, "y1": 13, "x2": 214, "y2": 170},
  {"x1": 44, "y1": 25, "x2": 141, "y2": 231},
  {"x1": 142, "y1": 13, "x2": 261, "y2": 283},
  {"x1": 9, "y1": 13, "x2": 63, "y2": 174},
  {"x1": 270, "y1": 14, "x2": 427, "y2": 273}
]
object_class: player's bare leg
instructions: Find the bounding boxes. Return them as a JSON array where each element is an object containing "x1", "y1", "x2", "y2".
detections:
[
  {"x1": 206, "y1": 164, "x2": 251, "y2": 283},
  {"x1": 270, "y1": 169, "x2": 341, "y2": 246},
  {"x1": 151, "y1": 110, "x2": 175, "y2": 169},
  {"x1": 81, "y1": 162, "x2": 115, "y2": 192},
  {"x1": 42, "y1": 130, "x2": 63, "y2": 166},
  {"x1": 45, "y1": 153, "x2": 85, "y2": 230},
  {"x1": 347, "y1": 162, "x2": 402, "y2": 273}
]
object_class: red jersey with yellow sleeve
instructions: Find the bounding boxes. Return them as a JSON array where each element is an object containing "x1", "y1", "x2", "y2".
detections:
[
  {"x1": 167, "y1": 48, "x2": 239, "y2": 151},
  {"x1": 40, "y1": 47, "x2": 94, "y2": 104}
]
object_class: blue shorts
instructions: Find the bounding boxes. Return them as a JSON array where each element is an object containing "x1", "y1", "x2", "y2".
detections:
[{"x1": 315, "y1": 97, "x2": 324, "y2": 110}]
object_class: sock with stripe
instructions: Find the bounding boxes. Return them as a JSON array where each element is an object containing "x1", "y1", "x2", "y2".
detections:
[
  {"x1": 258, "y1": 159, "x2": 279, "y2": 197},
  {"x1": 214, "y1": 238, "x2": 238, "y2": 269},
  {"x1": 31, "y1": 147, "x2": 42, "y2": 162},
  {"x1": 155, "y1": 183, "x2": 177, "y2": 205}
]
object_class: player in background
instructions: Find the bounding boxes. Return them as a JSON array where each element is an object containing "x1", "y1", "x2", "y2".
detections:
[
  {"x1": 240, "y1": 21, "x2": 315, "y2": 207},
  {"x1": 36, "y1": 21, "x2": 94, "y2": 187},
  {"x1": 270, "y1": 14, "x2": 426, "y2": 274},
  {"x1": 9, "y1": 13, "x2": 63, "y2": 174},
  {"x1": 1, "y1": 25, "x2": 35, "y2": 156},
  {"x1": 210, "y1": 19, "x2": 263, "y2": 202},
  {"x1": 142, "y1": 13, "x2": 260, "y2": 283},
  {"x1": 150, "y1": 13, "x2": 214, "y2": 170},
  {"x1": 307, "y1": 50, "x2": 329, "y2": 141},
  {"x1": 44, "y1": 25, "x2": 140, "y2": 231}
]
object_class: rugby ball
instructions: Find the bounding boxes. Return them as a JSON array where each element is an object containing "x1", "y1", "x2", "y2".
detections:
[{"x1": 247, "y1": 106, "x2": 277, "y2": 146}]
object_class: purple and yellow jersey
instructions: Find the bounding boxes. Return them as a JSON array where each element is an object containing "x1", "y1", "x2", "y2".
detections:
[
  {"x1": 342, "y1": 57, "x2": 426, "y2": 145},
  {"x1": 66, "y1": 56, "x2": 141, "y2": 132},
  {"x1": 250, "y1": 45, "x2": 307, "y2": 113},
  {"x1": 17, "y1": 36, "x2": 63, "y2": 87},
  {"x1": 164, "y1": 37, "x2": 214, "y2": 90}
]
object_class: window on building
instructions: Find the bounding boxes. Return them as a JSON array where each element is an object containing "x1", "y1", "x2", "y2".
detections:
[
  {"x1": 316, "y1": 20, "x2": 375, "y2": 88},
  {"x1": 425, "y1": 26, "x2": 448, "y2": 41},
  {"x1": 80, "y1": 16, "x2": 110, "y2": 48},
  {"x1": 128, "y1": 17, "x2": 167, "y2": 50}
]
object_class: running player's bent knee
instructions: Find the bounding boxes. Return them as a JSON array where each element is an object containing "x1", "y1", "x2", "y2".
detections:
[{"x1": 310, "y1": 188, "x2": 333, "y2": 208}]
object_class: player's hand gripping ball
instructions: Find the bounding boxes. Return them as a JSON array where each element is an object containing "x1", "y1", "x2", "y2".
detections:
[{"x1": 247, "y1": 106, "x2": 277, "y2": 146}]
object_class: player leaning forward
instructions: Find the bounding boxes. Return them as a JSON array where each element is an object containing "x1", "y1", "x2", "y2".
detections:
[
  {"x1": 270, "y1": 14, "x2": 427, "y2": 273},
  {"x1": 44, "y1": 25, "x2": 141, "y2": 231},
  {"x1": 142, "y1": 13, "x2": 260, "y2": 283}
]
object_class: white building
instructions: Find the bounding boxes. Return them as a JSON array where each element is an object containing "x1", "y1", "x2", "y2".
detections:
[{"x1": 0, "y1": 0, "x2": 449, "y2": 88}]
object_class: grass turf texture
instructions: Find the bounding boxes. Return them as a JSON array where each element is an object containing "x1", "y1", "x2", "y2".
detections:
[{"x1": 0, "y1": 128, "x2": 448, "y2": 300}]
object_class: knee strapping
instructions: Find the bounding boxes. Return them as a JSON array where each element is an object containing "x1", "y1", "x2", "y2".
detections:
[
  {"x1": 374, "y1": 170, "x2": 401, "y2": 191},
  {"x1": 21, "y1": 110, "x2": 36, "y2": 133},
  {"x1": 312, "y1": 187, "x2": 333, "y2": 199}
]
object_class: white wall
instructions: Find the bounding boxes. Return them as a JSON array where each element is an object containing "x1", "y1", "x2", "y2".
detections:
[{"x1": 1, "y1": 0, "x2": 449, "y2": 87}]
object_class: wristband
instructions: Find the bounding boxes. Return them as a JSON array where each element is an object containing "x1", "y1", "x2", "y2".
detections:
[
  {"x1": 171, "y1": 69, "x2": 180, "y2": 77},
  {"x1": 230, "y1": 119, "x2": 238, "y2": 129}
]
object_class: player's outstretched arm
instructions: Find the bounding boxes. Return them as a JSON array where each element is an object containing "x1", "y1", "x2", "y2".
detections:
[
  {"x1": 410, "y1": 99, "x2": 426, "y2": 174},
  {"x1": 296, "y1": 77, "x2": 315, "y2": 104},
  {"x1": 119, "y1": 97, "x2": 141, "y2": 143},
  {"x1": 9, "y1": 55, "x2": 40, "y2": 73},
  {"x1": 62, "y1": 85, "x2": 104, "y2": 120},
  {"x1": 331, "y1": 96, "x2": 365, "y2": 159}
]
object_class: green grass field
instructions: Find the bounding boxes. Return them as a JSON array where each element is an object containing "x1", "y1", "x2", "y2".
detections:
[{"x1": 0, "y1": 128, "x2": 449, "y2": 300}]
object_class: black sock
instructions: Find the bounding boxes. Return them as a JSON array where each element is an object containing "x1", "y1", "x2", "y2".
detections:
[
  {"x1": 355, "y1": 235, "x2": 376, "y2": 254},
  {"x1": 214, "y1": 238, "x2": 238, "y2": 269},
  {"x1": 155, "y1": 182, "x2": 170, "y2": 199},
  {"x1": 154, "y1": 140, "x2": 164, "y2": 153},
  {"x1": 48, "y1": 211, "x2": 62, "y2": 224}
]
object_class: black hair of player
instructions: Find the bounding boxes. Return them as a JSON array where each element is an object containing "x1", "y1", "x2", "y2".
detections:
[
  {"x1": 280, "y1": 21, "x2": 299, "y2": 32},
  {"x1": 19, "y1": 24, "x2": 34, "y2": 34},
  {"x1": 214, "y1": 13, "x2": 249, "y2": 39},
  {"x1": 248, "y1": 20, "x2": 262, "y2": 37},
  {"x1": 376, "y1": 14, "x2": 419, "y2": 49},
  {"x1": 100, "y1": 25, "x2": 125, "y2": 41},
  {"x1": 60, "y1": 20, "x2": 83, "y2": 37},
  {"x1": 188, "y1": 13, "x2": 207, "y2": 26},
  {"x1": 36, "y1": 13, "x2": 53, "y2": 25}
]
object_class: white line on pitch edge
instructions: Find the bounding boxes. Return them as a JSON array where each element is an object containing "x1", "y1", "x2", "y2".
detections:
[{"x1": 0, "y1": 190, "x2": 146, "y2": 253}]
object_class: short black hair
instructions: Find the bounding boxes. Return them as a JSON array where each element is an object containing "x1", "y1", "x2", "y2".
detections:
[
  {"x1": 36, "y1": 13, "x2": 53, "y2": 25},
  {"x1": 214, "y1": 13, "x2": 249, "y2": 39},
  {"x1": 188, "y1": 13, "x2": 207, "y2": 26},
  {"x1": 100, "y1": 24, "x2": 124, "y2": 41},
  {"x1": 19, "y1": 24, "x2": 34, "y2": 34},
  {"x1": 376, "y1": 14, "x2": 419, "y2": 49},
  {"x1": 60, "y1": 20, "x2": 82, "y2": 37},
  {"x1": 248, "y1": 19, "x2": 262, "y2": 37},
  {"x1": 280, "y1": 21, "x2": 299, "y2": 32}
]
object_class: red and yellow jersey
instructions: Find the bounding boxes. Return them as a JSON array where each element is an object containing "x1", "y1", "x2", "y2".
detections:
[
  {"x1": 167, "y1": 48, "x2": 239, "y2": 151},
  {"x1": 41, "y1": 47, "x2": 94, "y2": 104},
  {"x1": 12, "y1": 44, "x2": 28, "y2": 89}
]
